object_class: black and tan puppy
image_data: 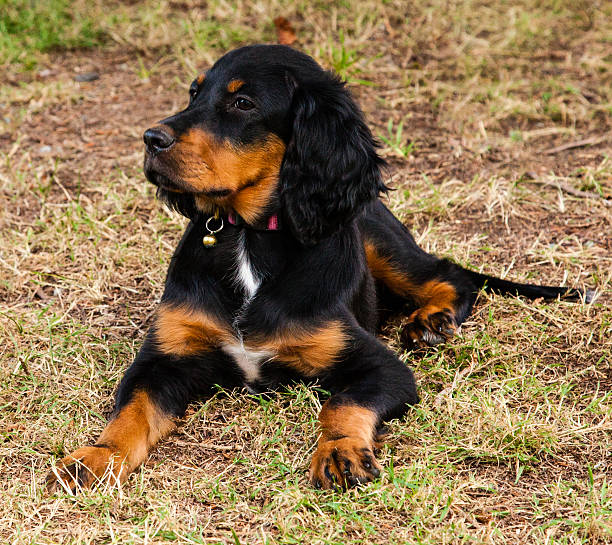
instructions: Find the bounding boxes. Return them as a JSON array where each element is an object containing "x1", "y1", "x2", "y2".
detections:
[{"x1": 47, "y1": 45, "x2": 588, "y2": 492}]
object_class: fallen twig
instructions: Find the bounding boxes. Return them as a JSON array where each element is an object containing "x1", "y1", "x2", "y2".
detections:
[
  {"x1": 542, "y1": 136, "x2": 607, "y2": 155},
  {"x1": 521, "y1": 177, "x2": 612, "y2": 206}
]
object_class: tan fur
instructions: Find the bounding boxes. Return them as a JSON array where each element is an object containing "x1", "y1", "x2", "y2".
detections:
[
  {"x1": 364, "y1": 240, "x2": 418, "y2": 297},
  {"x1": 164, "y1": 128, "x2": 285, "y2": 223},
  {"x1": 226, "y1": 79, "x2": 245, "y2": 92},
  {"x1": 364, "y1": 240, "x2": 456, "y2": 308},
  {"x1": 309, "y1": 403, "x2": 382, "y2": 489},
  {"x1": 98, "y1": 391, "x2": 175, "y2": 474},
  {"x1": 252, "y1": 321, "x2": 348, "y2": 376},
  {"x1": 419, "y1": 280, "x2": 457, "y2": 311},
  {"x1": 47, "y1": 391, "x2": 175, "y2": 490},
  {"x1": 318, "y1": 402, "x2": 378, "y2": 443},
  {"x1": 154, "y1": 304, "x2": 231, "y2": 356},
  {"x1": 157, "y1": 306, "x2": 345, "y2": 374}
]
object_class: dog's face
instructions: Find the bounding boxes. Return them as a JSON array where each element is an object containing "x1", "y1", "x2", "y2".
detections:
[
  {"x1": 144, "y1": 45, "x2": 386, "y2": 244},
  {"x1": 143, "y1": 47, "x2": 295, "y2": 223}
]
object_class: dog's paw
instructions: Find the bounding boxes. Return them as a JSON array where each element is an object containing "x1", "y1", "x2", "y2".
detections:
[
  {"x1": 309, "y1": 437, "x2": 382, "y2": 490},
  {"x1": 46, "y1": 445, "x2": 124, "y2": 493},
  {"x1": 401, "y1": 306, "x2": 457, "y2": 347}
]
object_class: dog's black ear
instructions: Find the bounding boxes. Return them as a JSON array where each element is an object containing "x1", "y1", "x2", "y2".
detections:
[{"x1": 279, "y1": 73, "x2": 387, "y2": 245}]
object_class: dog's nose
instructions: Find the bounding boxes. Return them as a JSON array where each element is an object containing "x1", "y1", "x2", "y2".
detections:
[{"x1": 143, "y1": 127, "x2": 175, "y2": 154}]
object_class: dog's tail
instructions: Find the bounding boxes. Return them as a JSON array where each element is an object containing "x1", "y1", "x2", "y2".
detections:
[{"x1": 465, "y1": 270, "x2": 594, "y2": 303}]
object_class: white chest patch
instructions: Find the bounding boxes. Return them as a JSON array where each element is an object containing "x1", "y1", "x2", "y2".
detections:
[
  {"x1": 222, "y1": 342, "x2": 273, "y2": 383},
  {"x1": 235, "y1": 232, "x2": 260, "y2": 298},
  {"x1": 226, "y1": 232, "x2": 270, "y2": 383}
]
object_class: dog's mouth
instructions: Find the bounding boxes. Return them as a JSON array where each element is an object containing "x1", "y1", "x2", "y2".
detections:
[
  {"x1": 149, "y1": 172, "x2": 234, "y2": 201},
  {"x1": 144, "y1": 154, "x2": 233, "y2": 200},
  {"x1": 146, "y1": 170, "x2": 186, "y2": 193}
]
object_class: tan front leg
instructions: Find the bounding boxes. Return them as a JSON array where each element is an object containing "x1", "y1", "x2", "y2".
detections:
[
  {"x1": 309, "y1": 401, "x2": 382, "y2": 490},
  {"x1": 47, "y1": 391, "x2": 175, "y2": 492}
]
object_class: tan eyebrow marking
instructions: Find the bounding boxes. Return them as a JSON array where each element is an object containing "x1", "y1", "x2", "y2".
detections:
[
  {"x1": 227, "y1": 79, "x2": 245, "y2": 93},
  {"x1": 196, "y1": 73, "x2": 205, "y2": 85}
]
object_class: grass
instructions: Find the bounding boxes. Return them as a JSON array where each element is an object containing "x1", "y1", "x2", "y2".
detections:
[
  {"x1": 378, "y1": 119, "x2": 417, "y2": 158},
  {"x1": 0, "y1": 0, "x2": 103, "y2": 68},
  {"x1": 1, "y1": 0, "x2": 611, "y2": 543}
]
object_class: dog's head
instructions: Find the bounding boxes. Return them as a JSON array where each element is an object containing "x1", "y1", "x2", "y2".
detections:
[{"x1": 144, "y1": 45, "x2": 386, "y2": 245}]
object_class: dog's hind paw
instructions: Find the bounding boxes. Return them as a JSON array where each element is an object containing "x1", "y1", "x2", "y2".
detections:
[{"x1": 400, "y1": 306, "x2": 458, "y2": 348}]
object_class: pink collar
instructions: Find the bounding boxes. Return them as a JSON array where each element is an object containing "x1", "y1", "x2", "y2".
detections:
[{"x1": 227, "y1": 211, "x2": 280, "y2": 231}]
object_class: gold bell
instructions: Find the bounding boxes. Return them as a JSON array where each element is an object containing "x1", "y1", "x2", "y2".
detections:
[
  {"x1": 202, "y1": 234, "x2": 217, "y2": 247},
  {"x1": 202, "y1": 208, "x2": 223, "y2": 248}
]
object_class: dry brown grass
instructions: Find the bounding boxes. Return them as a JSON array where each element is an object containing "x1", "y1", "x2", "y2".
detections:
[{"x1": 1, "y1": 1, "x2": 611, "y2": 543}]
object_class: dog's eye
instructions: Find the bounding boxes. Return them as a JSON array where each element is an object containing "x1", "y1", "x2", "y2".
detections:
[
  {"x1": 233, "y1": 97, "x2": 255, "y2": 111},
  {"x1": 189, "y1": 81, "x2": 198, "y2": 102}
]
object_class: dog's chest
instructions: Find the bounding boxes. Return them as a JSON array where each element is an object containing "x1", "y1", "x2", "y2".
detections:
[{"x1": 222, "y1": 232, "x2": 270, "y2": 382}]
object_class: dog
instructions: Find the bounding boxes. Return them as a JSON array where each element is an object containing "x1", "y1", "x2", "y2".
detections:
[{"x1": 46, "y1": 45, "x2": 589, "y2": 492}]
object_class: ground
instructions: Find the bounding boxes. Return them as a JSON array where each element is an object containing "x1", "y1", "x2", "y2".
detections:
[{"x1": 0, "y1": 1, "x2": 611, "y2": 544}]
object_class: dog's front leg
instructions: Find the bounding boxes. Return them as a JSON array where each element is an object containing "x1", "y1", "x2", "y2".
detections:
[
  {"x1": 47, "y1": 319, "x2": 242, "y2": 493},
  {"x1": 309, "y1": 329, "x2": 418, "y2": 490},
  {"x1": 46, "y1": 385, "x2": 175, "y2": 493}
]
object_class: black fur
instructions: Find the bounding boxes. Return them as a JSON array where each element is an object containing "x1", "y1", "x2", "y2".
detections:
[{"x1": 279, "y1": 72, "x2": 387, "y2": 245}]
